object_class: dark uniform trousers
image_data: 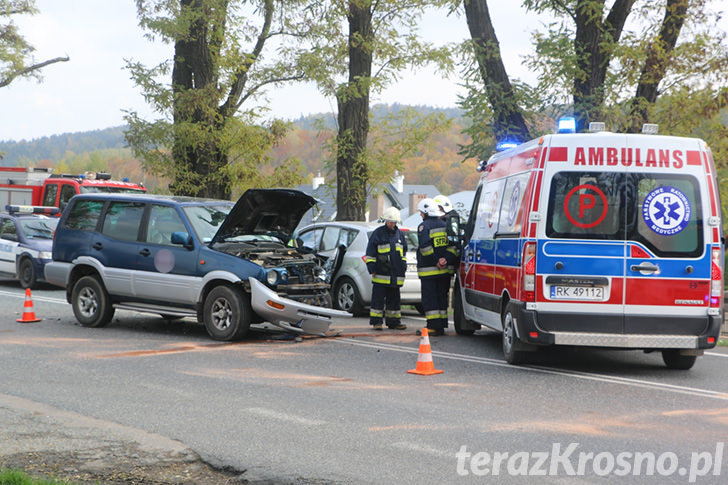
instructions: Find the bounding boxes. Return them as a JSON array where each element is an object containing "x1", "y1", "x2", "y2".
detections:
[
  {"x1": 370, "y1": 284, "x2": 402, "y2": 326},
  {"x1": 417, "y1": 216, "x2": 450, "y2": 331},
  {"x1": 366, "y1": 224, "x2": 407, "y2": 327}
]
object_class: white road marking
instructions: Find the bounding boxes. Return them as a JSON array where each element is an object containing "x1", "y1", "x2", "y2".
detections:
[
  {"x1": 246, "y1": 407, "x2": 326, "y2": 426},
  {"x1": 336, "y1": 338, "x2": 728, "y2": 401},
  {"x1": 390, "y1": 441, "x2": 452, "y2": 458},
  {"x1": 706, "y1": 351, "x2": 728, "y2": 357}
]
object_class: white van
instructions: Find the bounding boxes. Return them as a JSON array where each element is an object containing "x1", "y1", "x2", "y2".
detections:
[{"x1": 453, "y1": 122, "x2": 724, "y2": 369}]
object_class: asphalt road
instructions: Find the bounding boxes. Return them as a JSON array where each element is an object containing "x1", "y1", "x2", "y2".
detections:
[{"x1": 1, "y1": 280, "x2": 728, "y2": 484}]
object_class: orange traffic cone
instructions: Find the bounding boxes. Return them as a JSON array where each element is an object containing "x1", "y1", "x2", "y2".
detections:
[
  {"x1": 407, "y1": 328, "x2": 443, "y2": 375},
  {"x1": 17, "y1": 288, "x2": 41, "y2": 323}
]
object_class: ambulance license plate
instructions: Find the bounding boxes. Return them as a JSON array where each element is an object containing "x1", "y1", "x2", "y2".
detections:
[{"x1": 550, "y1": 286, "x2": 604, "y2": 301}]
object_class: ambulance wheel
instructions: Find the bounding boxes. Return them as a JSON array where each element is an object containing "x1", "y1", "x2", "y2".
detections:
[
  {"x1": 661, "y1": 350, "x2": 697, "y2": 370},
  {"x1": 453, "y1": 284, "x2": 475, "y2": 336},
  {"x1": 502, "y1": 304, "x2": 527, "y2": 365},
  {"x1": 18, "y1": 258, "x2": 37, "y2": 289}
]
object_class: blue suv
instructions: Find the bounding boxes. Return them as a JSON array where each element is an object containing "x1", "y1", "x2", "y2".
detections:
[{"x1": 45, "y1": 189, "x2": 348, "y2": 340}]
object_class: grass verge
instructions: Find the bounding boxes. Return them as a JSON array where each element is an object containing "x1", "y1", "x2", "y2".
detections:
[{"x1": 0, "y1": 468, "x2": 66, "y2": 484}]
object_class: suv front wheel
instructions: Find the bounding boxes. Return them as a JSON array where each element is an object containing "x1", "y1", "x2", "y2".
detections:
[
  {"x1": 71, "y1": 275, "x2": 115, "y2": 327},
  {"x1": 203, "y1": 285, "x2": 251, "y2": 341}
]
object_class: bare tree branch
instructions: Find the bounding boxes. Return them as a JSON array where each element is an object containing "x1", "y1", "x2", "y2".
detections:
[{"x1": 0, "y1": 55, "x2": 69, "y2": 88}]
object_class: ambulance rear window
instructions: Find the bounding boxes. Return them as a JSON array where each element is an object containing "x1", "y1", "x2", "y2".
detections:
[{"x1": 546, "y1": 172, "x2": 702, "y2": 257}]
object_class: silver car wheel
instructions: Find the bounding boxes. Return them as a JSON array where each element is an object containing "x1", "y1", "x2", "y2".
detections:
[
  {"x1": 337, "y1": 280, "x2": 355, "y2": 311},
  {"x1": 210, "y1": 297, "x2": 233, "y2": 331},
  {"x1": 78, "y1": 285, "x2": 99, "y2": 318}
]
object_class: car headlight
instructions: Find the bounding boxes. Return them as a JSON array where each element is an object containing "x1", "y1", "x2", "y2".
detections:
[
  {"x1": 266, "y1": 270, "x2": 280, "y2": 285},
  {"x1": 39, "y1": 251, "x2": 52, "y2": 260}
]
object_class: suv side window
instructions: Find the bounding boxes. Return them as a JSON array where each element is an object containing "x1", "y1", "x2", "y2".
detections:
[
  {"x1": 146, "y1": 205, "x2": 187, "y2": 245},
  {"x1": 65, "y1": 200, "x2": 104, "y2": 231},
  {"x1": 101, "y1": 201, "x2": 145, "y2": 241}
]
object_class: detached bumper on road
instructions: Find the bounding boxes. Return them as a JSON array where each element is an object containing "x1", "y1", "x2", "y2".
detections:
[{"x1": 249, "y1": 278, "x2": 351, "y2": 336}]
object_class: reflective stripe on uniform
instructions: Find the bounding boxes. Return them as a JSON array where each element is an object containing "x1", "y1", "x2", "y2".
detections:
[
  {"x1": 418, "y1": 266, "x2": 448, "y2": 277},
  {"x1": 425, "y1": 310, "x2": 440, "y2": 321},
  {"x1": 372, "y1": 274, "x2": 391, "y2": 285}
]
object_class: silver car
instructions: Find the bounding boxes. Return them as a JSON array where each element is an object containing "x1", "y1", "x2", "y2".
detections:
[{"x1": 295, "y1": 221, "x2": 423, "y2": 316}]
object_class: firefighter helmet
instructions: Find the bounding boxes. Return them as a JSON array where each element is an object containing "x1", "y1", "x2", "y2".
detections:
[
  {"x1": 382, "y1": 206, "x2": 401, "y2": 223},
  {"x1": 434, "y1": 194, "x2": 453, "y2": 214},
  {"x1": 417, "y1": 198, "x2": 444, "y2": 217}
]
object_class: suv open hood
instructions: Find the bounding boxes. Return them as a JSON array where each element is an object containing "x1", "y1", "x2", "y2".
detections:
[{"x1": 212, "y1": 188, "x2": 316, "y2": 244}]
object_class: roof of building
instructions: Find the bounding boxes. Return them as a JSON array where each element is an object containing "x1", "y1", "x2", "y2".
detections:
[{"x1": 295, "y1": 178, "x2": 439, "y2": 227}]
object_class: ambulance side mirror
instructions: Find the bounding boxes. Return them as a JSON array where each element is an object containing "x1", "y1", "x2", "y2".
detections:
[{"x1": 446, "y1": 212, "x2": 461, "y2": 247}]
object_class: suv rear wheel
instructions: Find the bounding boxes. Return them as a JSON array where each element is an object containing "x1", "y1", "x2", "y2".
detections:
[
  {"x1": 72, "y1": 275, "x2": 115, "y2": 327},
  {"x1": 203, "y1": 285, "x2": 251, "y2": 341}
]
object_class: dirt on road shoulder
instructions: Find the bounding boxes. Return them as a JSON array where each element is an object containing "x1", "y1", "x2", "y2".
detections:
[{"x1": 0, "y1": 393, "x2": 243, "y2": 484}]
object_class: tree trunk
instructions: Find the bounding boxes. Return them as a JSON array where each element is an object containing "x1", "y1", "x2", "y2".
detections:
[
  {"x1": 170, "y1": 0, "x2": 231, "y2": 199},
  {"x1": 573, "y1": 0, "x2": 635, "y2": 131},
  {"x1": 336, "y1": 2, "x2": 372, "y2": 221},
  {"x1": 626, "y1": 0, "x2": 688, "y2": 133},
  {"x1": 463, "y1": 0, "x2": 530, "y2": 143}
]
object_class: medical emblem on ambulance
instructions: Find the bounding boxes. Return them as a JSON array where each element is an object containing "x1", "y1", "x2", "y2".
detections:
[{"x1": 642, "y1": 186, "x2": 691, "y2": 235}]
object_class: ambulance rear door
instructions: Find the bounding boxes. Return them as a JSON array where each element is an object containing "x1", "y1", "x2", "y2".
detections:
[
  {"x1": 621, "y1": 135, "x2": 714, "y2": 336},
  {"x1": 538, "y1": 133, "x2": 629, "y2": 335}
]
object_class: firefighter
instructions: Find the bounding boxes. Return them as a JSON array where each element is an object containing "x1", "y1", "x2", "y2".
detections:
[
  {"x1": 434, "y1": 194, "x2": 461, "y2": 275},
  {"x1": 415, "y1": 198, "x2": 450, "y2": 336},
  {"x1": 364, "y1": 207, "x2": 408, "y2": 330}
]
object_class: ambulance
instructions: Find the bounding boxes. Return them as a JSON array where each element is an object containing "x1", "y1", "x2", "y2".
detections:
[{"x1": 452, "y1": 120, "x2": 724, "y2": 369}]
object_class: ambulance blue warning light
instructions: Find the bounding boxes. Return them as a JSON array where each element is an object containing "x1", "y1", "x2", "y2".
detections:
[
  {"x1": 495, "y1": 140, "x2": 520, "y2": 151},
  {"x1": 557, "y1": 116, "x2": 576, "y2": 133}
]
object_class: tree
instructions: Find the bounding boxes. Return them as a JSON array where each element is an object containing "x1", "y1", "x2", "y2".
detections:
[
  {"x1": 0, "y1": 0, "x2": 69, "y2": 88},
  {"x1": 297, "y1": 1, "x2": 455, "y2": 221},
  {"x1": 124, "y1": 0, "x2": 311, "y2": 199},
  {"x1": 462, "y1": 0, "x2": 530, "y2": 145},
  {"x1": 459, "y1": 0, "x2": 728, "y2": 159}
]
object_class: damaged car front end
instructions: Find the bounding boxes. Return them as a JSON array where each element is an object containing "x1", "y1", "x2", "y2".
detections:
[{"x1": 46, "y1": 189, "x2": 349, "y2": 341}]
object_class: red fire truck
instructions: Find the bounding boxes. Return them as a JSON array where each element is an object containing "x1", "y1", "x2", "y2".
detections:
[{"x1": 0, "y1": 167, "x2": 147, "y2": 212}]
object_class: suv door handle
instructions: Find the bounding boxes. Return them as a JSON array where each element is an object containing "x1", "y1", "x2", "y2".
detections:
[
  {"x1": 92, "y1": 242, "x2": 103, "y2": 250},
  {"x1": 139, "y1": 248, "x2": 151, "y2": 257}
]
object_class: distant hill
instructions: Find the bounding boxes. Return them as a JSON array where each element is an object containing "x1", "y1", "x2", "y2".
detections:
[
  {"x1": 0, "y1": 104, "x2": 476, "y2": 195},
  {"x1": 0, "y1": 104, "x2": 463, "y2": 165},
  {"x1": 0, "y1": 126, "x2": 128, "y2": 165}
]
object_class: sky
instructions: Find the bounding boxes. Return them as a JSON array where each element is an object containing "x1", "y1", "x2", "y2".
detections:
[
  {"x1": 0, "y1": 1, "x2": 548, "y2": 142},
  {"x1": 0, "y1": 1, "x2": 726, "y2": 142}
]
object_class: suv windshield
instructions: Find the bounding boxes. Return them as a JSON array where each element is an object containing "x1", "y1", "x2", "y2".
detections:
[
  {"x1": 182, "y1": 204, "x2": 234, "y2": 243},
  {"x1": 546, "y1": 171, "x2": 702, "y2": 257}
]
